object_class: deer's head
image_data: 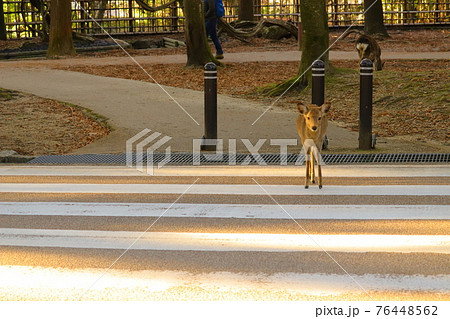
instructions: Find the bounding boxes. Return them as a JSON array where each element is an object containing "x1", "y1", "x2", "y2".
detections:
[{"x1": 297, "y1": 102, "x2": 331, "y2": 132}]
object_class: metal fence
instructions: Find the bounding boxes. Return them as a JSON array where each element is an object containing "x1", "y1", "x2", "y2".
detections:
[{"x1": 2, "y1": 0, "x2": 449, "y2": 39}]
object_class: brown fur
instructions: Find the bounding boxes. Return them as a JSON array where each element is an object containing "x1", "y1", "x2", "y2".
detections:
[
  {"x1": 341, "y1": 30, "x2": 384, "y2": 71},
  {"x1": 296, "y1": 102, "x2": 331, "y2": 189},
  {"x1": 356, "y1": 34, "x2": 383, "y2": 71},
  {"x1": 296, "y1": 102, "x2": 330, "y2": 148}
]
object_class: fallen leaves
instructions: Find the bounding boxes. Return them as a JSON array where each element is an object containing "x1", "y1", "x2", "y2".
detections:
[{"x1": 0, "y1": 92, "x2": 110, "y2": 155}]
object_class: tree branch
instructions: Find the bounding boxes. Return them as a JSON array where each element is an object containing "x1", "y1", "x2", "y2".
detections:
[{"x1": 135, "y1": 0, "x2": 179, "y2": 12}]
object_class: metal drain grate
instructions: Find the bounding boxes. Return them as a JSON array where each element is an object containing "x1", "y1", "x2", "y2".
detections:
[
  {"x1": 373, "y1": 153, "x2": 449, "y2": 163},
  {"x1": 29, "y1": 153, "x2": 127, "y2": 164},
  {"x1": 28, "y1": 153, "x2": 450, "y2": 165}
]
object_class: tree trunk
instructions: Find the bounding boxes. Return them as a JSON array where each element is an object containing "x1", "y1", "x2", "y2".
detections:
[
  {"x1": 183, "y1": 0, "x2": 221, "y2": 67},
  {"x1": 47, "y1": 0, "x2": 75, "y2": 57},
  {"x1": 364, "y1": 0, "x2": 389, "y2": 37},
  {"x1": 260, "y1": 0, "x2": 330, "y2": 96},
  {"x1": 298, "y1": 0, "x2": 330, "y2": 87},
  {"x1": 0, "y1": 0, "x2": 7, "y2": 40},
  {"x1": 238, "y1": 0, "x2": 254, "y2": 21}
]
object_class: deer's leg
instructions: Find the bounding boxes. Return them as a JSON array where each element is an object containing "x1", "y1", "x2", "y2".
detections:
[
  {"x1": 305, "y1": 150, "x2": 310, "y2": 189},
  {"x1": 305, "y1": 160, "x2": 310, "y2": 189},
  {"x1": 318, "y1": 161, "x2": 323, "y2": 189},
  {"x1": 310, "y1": 151, "x2": 316, "y2": 184}
]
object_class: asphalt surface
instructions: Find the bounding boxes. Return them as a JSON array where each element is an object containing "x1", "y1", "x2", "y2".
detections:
[{"x1": 0, "y1": 164, "x2": 449, "y2": 301}]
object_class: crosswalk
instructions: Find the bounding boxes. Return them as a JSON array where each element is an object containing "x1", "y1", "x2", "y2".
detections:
[
  {"x1": 0, "y1": 165, "x2": 449, "y2": 301},
  {"x1": 1, "y1": 183, "x2": 449, "y2": 195}
]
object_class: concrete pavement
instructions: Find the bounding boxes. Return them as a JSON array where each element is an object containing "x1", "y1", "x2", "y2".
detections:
[{"x1": 0, "y1": 67, "x2": 359, "y2": 154}]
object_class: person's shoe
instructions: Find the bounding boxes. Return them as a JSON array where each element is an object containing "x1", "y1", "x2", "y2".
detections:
[{"x1": 215, "y1": 54, "x2": 224, "y2": 60}]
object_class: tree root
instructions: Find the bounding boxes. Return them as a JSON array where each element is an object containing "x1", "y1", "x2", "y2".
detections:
[
  {"x1": 135, "y1": 0, "x2": 179, "y2": 12},
  {"x1": 217, "y1": 19, "x2": 250, "y2": 43},
  {"x1": 258, "y1": 74, "x2": 307, "y2": 97},
  {"x1": 218, "y1": 18, "x2": 298, "y2": 43},
  {"x1": 72, "y1": 32, "x2": 96, "y2": 43}
]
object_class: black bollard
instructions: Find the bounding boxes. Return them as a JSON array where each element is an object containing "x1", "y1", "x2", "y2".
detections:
[
  {"x1": 359, "y1": 58, "x2": 374, "y2": 150},
  {"x1": 312, "y1": 59, "x2": 328, "y2": 150},
  {"x1": 311, "y1": 59, "x2": 325, "y2": 107},
  {"x1": 201, "y1": 62, "x2": 218, "y2": 151}
]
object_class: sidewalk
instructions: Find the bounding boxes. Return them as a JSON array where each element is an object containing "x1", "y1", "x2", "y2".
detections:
[
  {"x1": 0, "y1": 51, "x2": 447, "y2": 68},
  {"x1": 0, "y1": 51, "x2": 448, "y2": 154},
  {"x1": 0, "y1": 67, "x2": 345, "y2": 154}
]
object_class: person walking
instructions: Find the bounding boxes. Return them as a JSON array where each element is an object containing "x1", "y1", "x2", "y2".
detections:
[{"x1": 204, "y1": 0, "x2": 224, "y2": 59}]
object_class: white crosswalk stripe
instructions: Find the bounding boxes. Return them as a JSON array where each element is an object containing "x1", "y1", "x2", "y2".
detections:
[
  {"x1": 1, "y1": 183, "x2": 449, "y2": 195},
  {"x1": 0, "y1": 165, "x2": 449, "y2": 301},
  {"x1": 1, "y1": 202, "x2": 448, "y2": 219},
  {"x1": 1, "y1": 228, "x2": 449, "y2": 253}
]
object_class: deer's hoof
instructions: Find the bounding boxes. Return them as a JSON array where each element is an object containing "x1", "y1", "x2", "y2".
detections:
[
  {"x1": 319, "y1": 185, "x2": 323, "y2": 189},
  {"x1": 305, "y1": 185, "x2": 309, "y2": 189}
]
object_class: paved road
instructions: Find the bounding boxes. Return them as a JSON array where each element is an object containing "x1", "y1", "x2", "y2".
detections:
[{"x1": 0, "y1": 164, "x2": 449, "y2": 301}]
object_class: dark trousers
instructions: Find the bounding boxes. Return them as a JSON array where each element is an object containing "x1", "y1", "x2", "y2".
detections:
[{"x1": 205, "y1": 19, "x2": 223, "y2": 55}]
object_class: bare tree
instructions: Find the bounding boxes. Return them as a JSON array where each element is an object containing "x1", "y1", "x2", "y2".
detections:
[
  {"x1": 47, "y1": 0, "x2": 75, "y2": 57},
  {"x1": 136, "y1": 0, "x2": 221, "y2": 67},
  {"x1": 261, "y1": 0, "x2": 330, "y2": 95},
  {"x1": 238, "y1": 0, "x2": 254, "y2": 21},
  {"x1": 0, "y1": 0, "x2": 7, "y2": 40},
  {"x1": 183, "y1": 0, "x2": 222, "y2": 67},
  {"x1": 364, "y1": 0, "x2": 389, "y2": 38}
]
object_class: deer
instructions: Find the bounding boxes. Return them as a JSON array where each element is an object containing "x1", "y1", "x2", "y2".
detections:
[
  {"x1": 341, "y1": 30, "x2": 384, "y2": 71},
  {"x1": 356, "y1": 34, "x2": 383, "y2": 71},
  {"x1": 296, "y1": 102, "x2": 331, "y2": 189}
]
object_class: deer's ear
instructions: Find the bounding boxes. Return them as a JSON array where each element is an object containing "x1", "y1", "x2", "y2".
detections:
[
  {"x1": 321, "y1": 102, "x2": 331, "y2": 114},
  {"x1": 297, "y1": 103, "x2": 308, "y2": 114}
]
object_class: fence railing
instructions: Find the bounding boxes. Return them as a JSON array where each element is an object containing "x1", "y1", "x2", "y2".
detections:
[{"x1": 2, "y1": 0, "x2": 449, "y2": 39}]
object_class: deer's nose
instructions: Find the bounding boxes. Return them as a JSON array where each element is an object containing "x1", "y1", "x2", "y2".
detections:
[{"x1": 312, "y1": 126, "x2": 317, "y2": 131}]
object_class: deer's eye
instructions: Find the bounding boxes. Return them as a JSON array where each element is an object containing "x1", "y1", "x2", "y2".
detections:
[
  {"x1": 307, "y1": 117, "x2": 310, "y2": 120},
  {"x1": 318, "y1": 117, "x2": 322, "y2": 120}
]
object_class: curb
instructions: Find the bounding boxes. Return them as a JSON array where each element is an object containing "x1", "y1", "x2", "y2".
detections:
[{"x1": 0, "y1": 44, "x2": 130, "y2": 60}]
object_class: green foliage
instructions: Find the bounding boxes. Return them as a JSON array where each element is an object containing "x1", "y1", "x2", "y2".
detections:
[{"x1": 0, "y1": 88, "x2": 19, "y2": 101}]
